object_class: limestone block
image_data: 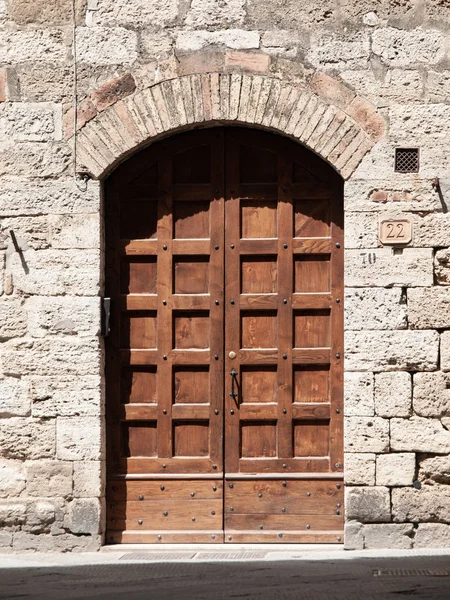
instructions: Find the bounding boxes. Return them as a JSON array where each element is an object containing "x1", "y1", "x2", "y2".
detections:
[
  {"x1": 391, "y1": 417, "x2": 450, "y2": 453},
  {"x1": 306, "y1": 31, "x2": 370, "y2": 70},
  {"x1": 76, "y1": 27, "x2": 138, "y2": 66},
  {"x1": 372, "y1": 28, "x2": 445, "y2": 67},
  {"x1": 0, "y1": 377, "x2": 30, "y2": 417},
  {"x1": 344, "y1": 212, "x2": 378, "y2": 248},
  {"x1": 344, "y1": 179, "x2": 440, "y2": 214},
  {"x1": 390, "y1": 104, "x2": 450, "y2": 144},
  {"x1": 440, "y1": 332, "x2": 450, "y2": 373},
  {"x1": 0, "y1": 502, "x2": 26, "y2": 526},
  {"x1": 344, "y1": 288, "x2": 407, "y2": 331},
  {"x1": 247, "y1": 0, "x2": 336, "y2": 29},
  {"x1": 56, "y1": 417, "x2": 102, "y2": 461},
  {"x1": 26, "y1": 296, "x2": 100, "y2": 338},
  {"x1": 8, "y1": 0, "x2": 84, "y2": 25},
  {"x1": 31, "y1": 376, "x2": 101, "y2": 418},
  {"x1": 414, "y1": 523, "x2": 450, "y2": 548},
  {"x1": 176, "y1": 30, "x2": 260, "y2": 52},
  {"x1": 0, "y1": 103, "x2": 60, "y2": 142},
  {"x1": 15, "y1": 64, "x2": 74, "y2": 104},
  {"x1": 376, "y1": 453, "x2": 415, "y2": 487},
  {"x1": 0, "y1": 300, "x2": 27, "y2": 340},
  {"x1": 92, "y1": 0, "x2": 178, "y2": 27},
  {"x1": 374, "y1": 372, "x2": 411, "y2": 418},
  {"x1": 26, "y1": 461, "x2": 73, "y2": 497},
  {"x1": 340, "y1": 0, "x2": 417, "y2": 24},
  {"x1": 413, "y1": 372, "x2": 450, "y2": 418},
  {"x1": 413, "y1": 213, "x2": 450, "y2": 248},
  {"x1": 427, "y1": 71, "x2": 450, "y2": 103},
  {"x1": 392, "y1": 485, "x2": 450, "y2": 522},
  {"x1": 0, "y1": 30, "x2": 66, "y2": 64},
  {"x1": 344, "y1": 372, "x2": 374, "y2": 417},
  {"x1": 0, "y1": 418, "x2": 55, "y2": 460},
  {"x1": 345, "y1": 248, "x2": 433, "y2": 288},
  {"x1": 418, "y1": 455, "x2": 450, "y2": 485},
  {"x1": 345, "y1": 330, "x2": 438, "y2": 372},
  {"x1": 47, "y1": 214, "x2": 100, "y2": 249},
  {"x1": 344, "y1": 521, "x2": 364, "y2": 550},
  {"x1": 0, "y1": 460, "x2": 26, "y2": 498},
  {"x1": 418, "y1": 146, "x2": 450, "y2": 179},
  {"x1": 2, "y1": 339, "x2": 101, "y2": 377},
  {"x1": 261, "y1": 31, "x2": 307, "y2": 58},
  {"x1": 139, "y1": 31, "x2": 174, "y2": 62},
  {"x1": 26, "y1": 501, "x2": 56, "y2": 533},
  {"x1": 12, "y1": 531, "x2": 102, "y2": 552},
  {"x1": 66, "y1": 498, "x2": 101, "y2": 534},
  {"x1": 0, "y1": 532, "x2": 12, "y2": 550},
  {"x1": 1, "y1": 216, "x2": 50, "y2": 250},
  {"x1": 73, "y1": 461, "x2": 103, "y2": 497},
  {"x1": 9, "y1": 249, "x2": 100, "y2": 296},
  {"x1": 363, "y1": 524, "x2": 413, "y2": 549},
  {"x1": 340, "y1": 69, "x2": 423, "y2": 108},
  {"x1": 0, "y1": 141, "x2": 71, "y2": 179},
  {"x1": 186, "y1": 0, "x2": 245, "y2": 27},
  {"x1": 344, "y1": 417, "x2": 389, "y2": 453},
  {"x1": 435, "y1": 248, "x2": 450, "y2": 286},
  {"x1": 345, "y1": 486, "x2": 391, "y2": 523},
  {"x1": 344, "y1": 453, "x2": 376, "y2": 485}
]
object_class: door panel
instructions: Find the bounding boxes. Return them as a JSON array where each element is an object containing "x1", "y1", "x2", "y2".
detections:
[{"x1": 105, "y1": 127, "x2": 344, "y2": 545}]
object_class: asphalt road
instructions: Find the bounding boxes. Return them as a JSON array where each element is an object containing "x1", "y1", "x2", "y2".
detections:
[{"x1": 1, "y1": 555, "x2": 450, "y2": 600}]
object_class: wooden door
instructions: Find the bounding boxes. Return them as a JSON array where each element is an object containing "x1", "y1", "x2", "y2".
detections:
[{"x1": 105, "y1": 127, "x2": 344, "y2": 545}]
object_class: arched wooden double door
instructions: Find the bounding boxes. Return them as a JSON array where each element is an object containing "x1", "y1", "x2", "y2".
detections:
[{"x1": 105, "y1": 127, "x2": 344, "y2": 544}]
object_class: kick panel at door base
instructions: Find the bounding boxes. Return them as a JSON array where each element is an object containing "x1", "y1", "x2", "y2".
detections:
[{"x1": 105, "y1": 127, "x2": 344, "y2": 544}]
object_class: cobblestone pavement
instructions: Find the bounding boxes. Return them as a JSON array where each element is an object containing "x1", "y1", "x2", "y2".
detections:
[{"x1": 1, "y1": 553, "x2": 450, "y2": 599}]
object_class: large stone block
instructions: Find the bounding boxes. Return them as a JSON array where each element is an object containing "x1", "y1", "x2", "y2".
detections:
[
  {"x1": 344, "y1": 288, "x2": 407, "y2": 331},
  {"x1": 374, "y1": 372, "x2": 411, "y2": 418},
  {"x1": 9, "y1": 249, "x2": 100, "y2": 296},
  {"x1": 8, "y1": 0, "x2": 84, "y2": 25},
  {"x1": 12, "y1": 531, "x2": 101, "y2": 552},
  {"x1": 31, "y1": 376, "x2": 101, "y2": 418},
  {"x1": 91, "y1": 0, "x2": 178, "y2": 27},
  {"x1": 344, "y1": 212, "x2": 378, "y2": 248},
  {"x1": 344, "y1": 417, "x2": 389, "y2": 453},
  {"x1": 344, "y1": 453, "x2": 375, "y2": 485},
  {"x1": 65, "y1": 498, "x2": 101, "y2": 535},
  {"x1": 340, "y1": 0, "x2": 417, "y2": 25},
  {"x1": 440, "y1": 332, "x2": 450, "y2": 372},
  {"x1": 435, "y1": 248, "x2": 450, "y2": 286},
  {"x1": 0, "y1": 502, "x2": 26, "y2": 526},
  {"x1": 26, "y1": 460, "x2": 73, "y2": 497},
  {"x1": 26, "y1": 296, "x2": 100, "y2": 338},
  {"x1": 372, "y1": 27, "x2": 445, "y2": 67},
  {"x1": 340, "y1": 69, "x2": 423, "y2": 108},
  {"x1": 413, "y1": 372, "x2": 450, "y2": 418},
  {"x1": 0, "y1": 418, "x2": 55, "y2": 460},
  {"x1": 14, "y1": 64, "x2": 74, "y2": 103},
  {"x1": 25, "y1": 500, "x2": 58, "y2": 533},
  {"x1": 186, "y1": 0, "x2": 245, "y2": 27},
  {"x1": 0, "y1": 377, "x2": 30, "y2": 417},
  {"x1": 0, "y1": 141, "x2": 70, "y2": 179},
  {"x1": 344, "y1": 372, "x2": 374, "y2": 417},
  {"x1": 56, "y1": 417, "x2": 102, "y2": 461},
  {"x1": 363, "y1": 523, "x2": 414, "y2": 549},
  {"x1": 0, "y1": 103, "x2": 60, "y2": 142},
  {"x1": 0, "y1": 179, "x2": 100, "y2": 216},
  {"x1": 176, "y1": 30, "x2": 260, "y2": 52},
  {"x1": 0, "y1": 460, "x2": 26, "y2": 498},
  {"x1": 73, "y1": 461, "x2": 103, "y2": 497},
  {"x1": 345, "y1": 330, "x2": 439, "y2": 372},
  {"x1": 376, "y1": 453, "x2": 415, "y2": 487},
  {"x1": 344, "y1": 521, "x2": 364, "y2": 550},
  {"x1": 247, "y1": 0, "x2": 336, "y2": 29},
  {"x1": 76, "y1": 27, "x2": 138, "y2": 66},
  {"x1": 2, "y1": 339, "x2": 101, "y2": 377},
  {"x1": 427, "y1": 71, "x2": 450, "y2": 103},
  {"x1": 414, "y1": 523, "x2": 450, "y2": 548},
  {"x1": 306, "y1": 31, "x2": 370, "y2": 70},
  {"x1": 0, "y1": 300, "x2": 26, "y2": 341},
  {"x1": 418, "y1": 455, "x2": 450, "y2": 485},
  {"x1": 391, "y1": 417, "x2": 450, "y2": 453},
  {"x1": 392, "y1": 485, "x2": 450, "y2": 522},
  {"x1": 1, "y1": 216, "x2": 50, "y2": 250},
  {"x1": 0, "y1": 30, "x2": 66, "y2": 64},
  {"x1": 345, "y1": 486, "x2": 391, "y2": 523},
  {"x1": 48, "y1": 214, "x2": 100, "y2": 249},
  {"x1": 390, "y1": 104, "x2": 450, "y2": 144},
  {"x1": 345, "y1": 248, "x2": 433, "y2": 288}
]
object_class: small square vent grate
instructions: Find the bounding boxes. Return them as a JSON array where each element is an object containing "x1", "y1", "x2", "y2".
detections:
[{"x1": 395, "y1": 148, "x2": 419, "y2": 173}]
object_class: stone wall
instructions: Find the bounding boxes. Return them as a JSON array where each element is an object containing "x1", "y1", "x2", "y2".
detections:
[{"x1": 1, "y1": 0, "x2": 450, "y2": 551}]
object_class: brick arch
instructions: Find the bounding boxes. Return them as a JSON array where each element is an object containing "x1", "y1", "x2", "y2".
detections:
[{"x1": 73, "y1": 69, "x2": 384, "y2": 180}]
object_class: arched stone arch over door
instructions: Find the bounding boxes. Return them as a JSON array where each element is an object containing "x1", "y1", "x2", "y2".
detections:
[{"x1": 105, "y1": 126, "x2": 344, "y2": 544}]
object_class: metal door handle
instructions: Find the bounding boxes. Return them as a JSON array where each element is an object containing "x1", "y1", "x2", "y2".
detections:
[{"x1": 229, "y1": 369, "x2": 239, "y2": 404}]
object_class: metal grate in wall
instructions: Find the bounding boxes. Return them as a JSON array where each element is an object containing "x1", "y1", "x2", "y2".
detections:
[{"x1": 395, "y1": 148, "x2": 420, "y2": 173}]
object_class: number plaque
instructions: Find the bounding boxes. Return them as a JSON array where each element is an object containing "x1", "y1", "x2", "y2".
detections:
[{"x1": 379, "y1": 219, "x2": 412, "y2": 245}]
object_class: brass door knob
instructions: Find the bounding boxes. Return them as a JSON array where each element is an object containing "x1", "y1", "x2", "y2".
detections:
[{"x1": 228, "y1": 351, "x2": 236, "y2": 359}]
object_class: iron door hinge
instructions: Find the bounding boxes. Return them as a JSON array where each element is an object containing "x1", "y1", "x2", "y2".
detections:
[{"x1": 101, "y1": 297, "x2": 111, "y2": 337}]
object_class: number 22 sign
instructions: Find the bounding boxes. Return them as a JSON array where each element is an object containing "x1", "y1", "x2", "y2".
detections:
[{"x1": 379, "y1": 219, "x2": 413, "y2": 245}]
